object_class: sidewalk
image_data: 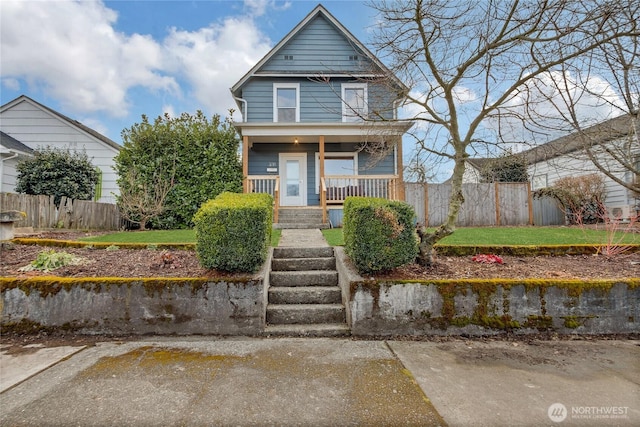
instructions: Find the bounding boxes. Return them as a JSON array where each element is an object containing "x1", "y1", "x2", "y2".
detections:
[{"x1": 1, "y1": 337, "x2": 638, "y2": 426}]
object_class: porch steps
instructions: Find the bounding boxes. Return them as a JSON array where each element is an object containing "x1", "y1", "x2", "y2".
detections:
[
  {"x1": 265, "y1": 247, "x2": 349, "y2": 337},
  {"x1": 275, "y1": 208, "x2": 329, "y2": 229}
]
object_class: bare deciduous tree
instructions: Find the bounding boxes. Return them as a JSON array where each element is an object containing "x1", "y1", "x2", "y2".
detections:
[
  {"x1": 370, "y1": 0, "x2": 639, "y2": 265},
  {"x1": 117, "y1": 167, "x2": 175, "y2": 231},
  {"x1": 504, "y1": 2, "x2": 640, "y2": 197}
]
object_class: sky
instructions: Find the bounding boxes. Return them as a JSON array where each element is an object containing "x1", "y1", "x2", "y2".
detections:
[
  {"x1": 0, "y1": 0, "x2": 376, "y2": 142},
  {"x1": 1, "y1": 0, "x2": 630, "y2": 183}
]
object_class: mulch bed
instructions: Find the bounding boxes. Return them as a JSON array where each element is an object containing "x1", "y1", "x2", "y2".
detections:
[{"x1": 1, "y1": 230, "x2": 638, "y2": 280}]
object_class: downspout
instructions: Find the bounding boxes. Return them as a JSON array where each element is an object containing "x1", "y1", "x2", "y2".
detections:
[
  {"x1": 0, "y1": 152, "x2": 19, "y2": 192},
  {"x1": 233, "y1": 96, "x2": 248, "y2": 122}
]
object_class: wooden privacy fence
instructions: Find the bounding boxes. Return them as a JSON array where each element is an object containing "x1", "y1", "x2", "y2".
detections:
[
  {"x1": 405, "y1": 182, "x2": 564, "y2": 227},
  {"x1": 0, "y1": 192, "x2": 121, "y2": 230}
]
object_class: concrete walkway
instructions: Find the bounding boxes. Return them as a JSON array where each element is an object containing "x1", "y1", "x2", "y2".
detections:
[
  {"x1": 278, "y1": 228, "x2": 329, "y2": 247},
  {"x1": 1, "y1": 337, "x2": 638, "y2": 426}
]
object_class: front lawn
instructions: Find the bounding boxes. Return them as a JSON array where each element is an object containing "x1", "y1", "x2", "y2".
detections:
[
  {"x1": 81, "y1": 228, "x2": 282, "y2": 247},
  {"x1": 321, "y1": 226, "x2": 640, "y2": 246}
]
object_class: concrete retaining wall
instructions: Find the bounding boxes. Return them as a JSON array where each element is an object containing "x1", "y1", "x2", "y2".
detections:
[
  {"x1": 1, "y1": 277, "x2": 265, "y2": 335},
  {"x1": 335, "y1": 248, "x2": 640, "y2": 336}
]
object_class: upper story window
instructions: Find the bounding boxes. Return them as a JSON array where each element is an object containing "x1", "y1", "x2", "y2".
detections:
[
  {"x1": 274, "y1": 83, "x2": 300, "y2": 122},
  {"x1": 342, "y1": 83, "x2": 368, "y2": 122}
]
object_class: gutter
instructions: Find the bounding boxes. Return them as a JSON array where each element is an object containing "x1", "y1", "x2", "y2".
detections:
[
  {"x1": 0, "y1": 152, "x2": 19, "y2": 192},
  {"x1": 233, "y1": 96, "x2": 248, "y2": 122}
]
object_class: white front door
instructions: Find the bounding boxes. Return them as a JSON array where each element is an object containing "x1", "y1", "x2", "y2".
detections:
[{"x1": 279, "y1": 153, "x2": 307, "y2": 206}]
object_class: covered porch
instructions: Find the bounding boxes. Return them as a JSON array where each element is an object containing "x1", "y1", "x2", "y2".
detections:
[{"x1": 237, "y1": 122, "x2": 411, "y2": 225}]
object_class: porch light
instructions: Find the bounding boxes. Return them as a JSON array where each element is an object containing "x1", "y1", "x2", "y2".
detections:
[{"x1": 294, "y1": 138, "x2": 299, "y2": 144}]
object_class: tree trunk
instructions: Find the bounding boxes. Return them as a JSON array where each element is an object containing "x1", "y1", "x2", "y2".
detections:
[{"x1": 415, "y1": 155, "x2": 466, "y2": 266}]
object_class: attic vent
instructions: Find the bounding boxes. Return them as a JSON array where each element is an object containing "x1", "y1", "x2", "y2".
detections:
[
  {"x1": 284, "y1": 54, "x2": 294, "y2": 60},
  {"x1": 349, "y1": 55, "x2": 359, "y2": 61}
]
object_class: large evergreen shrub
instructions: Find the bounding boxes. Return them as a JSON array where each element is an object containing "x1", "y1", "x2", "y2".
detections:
[
  {"x1": 15, "y1": 147, "x2": 98, "y2": 206},
  {"x1": 115, "y1": 112, "x2": 243, "y2": 229},
  {"x1": 343, "y1": 197, "x2": 418, "y2": 274},
  {"x1": 193, "y1": 192, "x2": 272, "y2": 272}
]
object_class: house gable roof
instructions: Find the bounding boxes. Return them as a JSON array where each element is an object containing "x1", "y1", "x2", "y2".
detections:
[
  {"x1": 230, "y1": 4, "x2": 407, "y2": 95},
  {"x1": 519, "y1": 114, "x2": 635, "y2": 165},
  {"x1": 0, "y1": 95, "x2": 121, "y2": 151},
  {"x1": 467, "y1": 114, "x2": 637, "y2": 171},
  {"x1": 0, "y1": 131, "x2": 33, "y2": 155}
]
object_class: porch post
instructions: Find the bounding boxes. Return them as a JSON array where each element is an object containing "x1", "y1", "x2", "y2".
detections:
[
  {"x1": 319, "y1": 135, "x2": 326, "y2": 223},
  {"x1": 242, "y1": 135, "x2": 249, "y2": 193},
  {"x1": 396, "y1": 136, "x2": 405, "y2": 201}
]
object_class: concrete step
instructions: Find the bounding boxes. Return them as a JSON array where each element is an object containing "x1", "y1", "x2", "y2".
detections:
[
  {"x1": 273, "y1": 247, "x2": 334, "y2": 259},
  {"x1": 269, "y1": 286, "x2": 342, "y2": 304},
  {"x1": 266, "y1": 304, "x2": 346, "y2": 324},
  {"x1": 269, "y1": 271, "x2": 338, "y2": 287},
  {"x1": 274, "y1": 223, "x2": 329, "y2": 229},
  {"x1": 271, "y1": 257, "x2": 336, "y2": 271},
  {"x1": 264, "y1": 323, "x2": 350, "y2": 337}
]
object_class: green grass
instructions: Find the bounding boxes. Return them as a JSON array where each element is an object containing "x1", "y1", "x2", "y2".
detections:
[
  {"x1": 81, "y1": 228, "x2": 282, "y2": 247},
  {"x1": 322, "y1": 228, "x2": 345, "y2": 246},
  {"x1": 322, "y1": 226, "x2": 640, "y2": 246},
  {"x1": 81, "y1": 229, "x2": 196, "y2": 244}
]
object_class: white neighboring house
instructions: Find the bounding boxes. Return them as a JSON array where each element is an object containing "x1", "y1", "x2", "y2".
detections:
[
  {"x1": 465, "y1": 114, "x2": 639, "y2": 219},
  {"x1": 0, "y1": 95, "x2": 121, "y2": 203}
]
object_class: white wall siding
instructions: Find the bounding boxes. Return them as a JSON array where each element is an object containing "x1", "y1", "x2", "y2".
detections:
[
  {"x1": 1, "y1": 156, "x2": 20, "y2": 193},
  {"x1": 0, "y1": 99, "x2": 120, "y2": 203},
  {"x1": 528, "y1": 138, "x2": 638, "y2": 211}
]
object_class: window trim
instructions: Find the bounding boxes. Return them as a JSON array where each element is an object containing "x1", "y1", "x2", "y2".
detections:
[
  {"x1": 315, "y1": 151, "x2": 359, "y2": 194},
  {"x1": 273, "y1": 83, "x2": 300, "y2": 123},
  {"x1": 341, "y1": 83, "x2": 368, "y2": 122}
]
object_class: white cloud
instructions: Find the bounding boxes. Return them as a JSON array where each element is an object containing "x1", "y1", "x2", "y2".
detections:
[
  {"x1": 486, "y1": 71, "x2": 627, "y2": 145},
  {"x1": 0, "y1": 0, "x2": 274, "y2": 120},
  {"x1": 1, "y1": 77, "x2": 20, "y2": 91},
  {"x1": 244, "y1": 0, "x2": 292, "y2": 17},
  {"x1": 0, "y1": 0, "x2": 178, "y2": 117},
  {"x1": 161, "y1": 17, "x2": 272, "y2": 118}
]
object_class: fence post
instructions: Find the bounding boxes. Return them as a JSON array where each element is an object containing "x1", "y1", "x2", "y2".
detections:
[
  {"x1": 527, "y1": 182, "x2": 534, "y2": 225},
  {"x1": 423, "y1": 183, "x2": 429, "y2": 227},
  {"x1": 494, "y1": 182, "x2": 501, "y2": 226}
]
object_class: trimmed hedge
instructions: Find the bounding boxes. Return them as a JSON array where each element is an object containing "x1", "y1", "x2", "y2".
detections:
[
  {"x1": 343, "y1": 197, "x2": 418, "y2": 274},
  {"x1": 193, "y1": 192, "x2": 273, "y2": 272}
]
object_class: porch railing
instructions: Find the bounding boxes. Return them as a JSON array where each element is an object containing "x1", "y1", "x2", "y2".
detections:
[
  {"x1": 323, "y1": 175, "x2": 399, "y2": 204},
  {"x1": 246, "y1": 175, "x2": 279, "y2": 223}
]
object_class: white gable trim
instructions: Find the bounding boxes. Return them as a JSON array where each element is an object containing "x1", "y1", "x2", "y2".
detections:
[{"x1": 0, "y1": 95, "x2": 120, "y2": 152}]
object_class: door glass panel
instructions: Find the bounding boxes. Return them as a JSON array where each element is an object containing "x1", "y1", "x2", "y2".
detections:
[{"x1": 286, "y1": 160, "x2": 300, "y2": 197}]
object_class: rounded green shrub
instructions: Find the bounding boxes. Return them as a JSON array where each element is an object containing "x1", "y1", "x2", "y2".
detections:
[
  {"x1": 193, "y1": 192, "x2": 272, "y2": 272},
  {"x1": 343, "y1": 197, "x2": 418, "y2": 274}
]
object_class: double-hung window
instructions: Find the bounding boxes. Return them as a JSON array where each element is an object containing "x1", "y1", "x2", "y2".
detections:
[
  {"x1": 342, "y1": 83, "x2": 368, "y2": 122},
  {"x1": 274, "y1": 83, "x2": 300, "y2": 122}
]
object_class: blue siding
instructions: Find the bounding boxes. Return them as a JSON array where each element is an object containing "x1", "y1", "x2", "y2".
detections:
[
  {"x1": 359, "y1": 150, "x2": 395, "y2": 175},
  {"x1": 249, "y1": 142, "x2": 396, "y2": 206},
  {"x1": 262, "y1": 16, "x2": 373, "y2": 73},
  {"x1": 242, "y1": 78, "x2": 396, "y2": 123}
]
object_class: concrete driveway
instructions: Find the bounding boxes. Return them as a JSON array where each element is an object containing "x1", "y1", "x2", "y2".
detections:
[{"x1": 1, "y1": 337, "x2": 638, "y2": 426}]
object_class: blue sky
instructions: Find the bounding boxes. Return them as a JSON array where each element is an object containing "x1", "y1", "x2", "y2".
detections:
[{"x1": 1, "y1": 0, "x2": 376, "y2": 142}]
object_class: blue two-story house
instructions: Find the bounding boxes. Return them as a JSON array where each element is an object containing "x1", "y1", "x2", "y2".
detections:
[{"x1": 231, "y1": 4, "x2": 412, "y2": 225}]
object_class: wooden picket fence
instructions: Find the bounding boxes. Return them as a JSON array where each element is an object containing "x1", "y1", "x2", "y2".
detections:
[{"x1": 0, "y1": 192, "x2": 121, "y2": 230}]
